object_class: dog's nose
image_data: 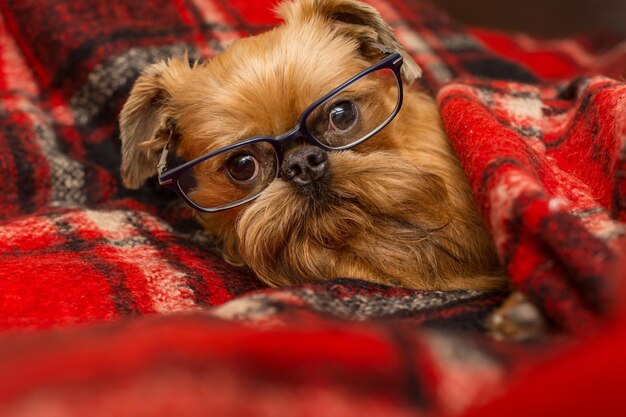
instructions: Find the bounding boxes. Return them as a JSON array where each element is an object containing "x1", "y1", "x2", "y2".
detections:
[{"x1": 280, "y1": 146, "x2": 329, "y2": 186}]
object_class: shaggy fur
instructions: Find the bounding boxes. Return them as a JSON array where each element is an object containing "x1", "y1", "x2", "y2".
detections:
[{"x1": 119, "y1": 0, "x2": 506, "y2": 291}]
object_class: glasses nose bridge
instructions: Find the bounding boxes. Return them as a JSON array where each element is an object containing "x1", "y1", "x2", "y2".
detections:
[{"x1": 273, "y1": 123, "x2": 314, "y2": 157}]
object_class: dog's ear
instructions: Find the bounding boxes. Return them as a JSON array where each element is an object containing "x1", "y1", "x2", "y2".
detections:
[
  {"x1": 119, "y1": 58, "x2": 190, "y2": 189},
  {"x1": 276, "y1": 0, "x2": 421, "y2": 83}
]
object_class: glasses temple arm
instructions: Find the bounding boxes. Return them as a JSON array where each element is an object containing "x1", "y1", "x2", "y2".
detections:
[{"x1": 157, "y1": 131, "x2": 173, "y2": 181}]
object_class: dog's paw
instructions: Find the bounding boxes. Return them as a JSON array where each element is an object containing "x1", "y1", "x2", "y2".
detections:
[{"x1": 487, "y1": 291, "x2": 549, "y2": 341}]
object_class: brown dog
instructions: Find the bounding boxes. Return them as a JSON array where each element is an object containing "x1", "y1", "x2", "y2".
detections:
[{"x1": 119, "y1": 0, "x2": 507, "y2": 293}]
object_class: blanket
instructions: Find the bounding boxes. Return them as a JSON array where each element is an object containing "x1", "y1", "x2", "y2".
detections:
[{"x1": 0, "y1": 0, "x2": 625, "y2": 415}]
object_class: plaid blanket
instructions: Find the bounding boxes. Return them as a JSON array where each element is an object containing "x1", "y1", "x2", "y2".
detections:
[{"x1": 0, "y1": 0, "x2": 625, "y2": 415}]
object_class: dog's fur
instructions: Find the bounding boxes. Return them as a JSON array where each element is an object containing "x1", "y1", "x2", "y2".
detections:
[{"x1": 119, "y1": 0, "x2": 507, "y2": 292}]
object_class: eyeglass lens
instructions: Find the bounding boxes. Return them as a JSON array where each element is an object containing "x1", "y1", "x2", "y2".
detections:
[
  {"x1": 177, "y1": 141, "x2": 279, "y2": 210},
  {"x1": 305, "y1": 67, "x2": 399, "y2": 149}
]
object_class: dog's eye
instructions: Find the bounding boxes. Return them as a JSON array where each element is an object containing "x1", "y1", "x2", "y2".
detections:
[
  {"x1": 328, "y1": 100, "x2": 358, "y2": 132},
  {"x1": 227, "y1": 154, "x2": 259, "y2": 182}
]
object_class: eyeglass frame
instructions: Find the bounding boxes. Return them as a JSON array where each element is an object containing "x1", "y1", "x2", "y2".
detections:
[{"x1": 156, "y1": 46, "x2": 405, "y2": 213}]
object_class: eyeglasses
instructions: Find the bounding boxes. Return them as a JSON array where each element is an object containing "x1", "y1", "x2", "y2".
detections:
[{"x1": 157, "y1": 47, "x2": 405, "y2": 213}]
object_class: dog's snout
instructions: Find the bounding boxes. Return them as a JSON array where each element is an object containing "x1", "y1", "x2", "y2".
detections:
[{"x1": 280, "y1": 146, "x2": 329, "y2": 187}]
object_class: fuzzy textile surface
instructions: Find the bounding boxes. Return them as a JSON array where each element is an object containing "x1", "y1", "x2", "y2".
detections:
[{"x1": 0, "y1": 0, "x2": 625, "y2": 416}]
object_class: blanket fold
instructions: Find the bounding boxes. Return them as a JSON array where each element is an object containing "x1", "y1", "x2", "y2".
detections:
[{"x1": 438, "y1": 75, "x2": 626, "y2": 332}]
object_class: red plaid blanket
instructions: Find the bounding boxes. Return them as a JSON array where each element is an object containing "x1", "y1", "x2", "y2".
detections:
[{"x1": 0, "y1": 0, "x2": 625, "y2": 415}]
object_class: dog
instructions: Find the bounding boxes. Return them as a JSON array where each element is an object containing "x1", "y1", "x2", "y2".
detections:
[{"x1": 120, "y1": 0, "x2": 511, "y2": 297}]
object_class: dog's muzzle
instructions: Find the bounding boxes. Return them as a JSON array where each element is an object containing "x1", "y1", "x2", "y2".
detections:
[{"x1": 280, "y1": 146, "x2": 329, "y2": 189}]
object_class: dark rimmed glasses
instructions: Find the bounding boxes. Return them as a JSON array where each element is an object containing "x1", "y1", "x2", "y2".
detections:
[{"x1": 157, "y1": 48, "x2": 406, "y2": 213}]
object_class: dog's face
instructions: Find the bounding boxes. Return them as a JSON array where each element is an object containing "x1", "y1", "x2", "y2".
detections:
[{"x1": 120, "y1": 0, "x2": 502, "y2": 290}]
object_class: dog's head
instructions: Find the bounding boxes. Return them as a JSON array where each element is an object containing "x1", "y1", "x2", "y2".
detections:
[{"x1": 120, "y1": 0, "x2": 498, "y2": 289}]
